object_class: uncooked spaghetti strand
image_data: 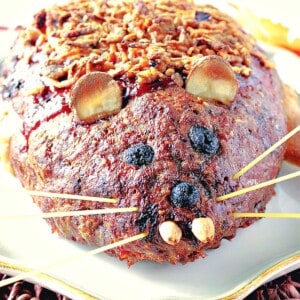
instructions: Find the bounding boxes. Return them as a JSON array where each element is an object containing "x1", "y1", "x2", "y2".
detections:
[
  {"x1": 233, "y1": 125, "x2": 300, "y2": 180},
  {"x1": 217, "y1": 171, "x2": 300, "y2": 201},
  {"x1": 0, "y1": 232, "x2": 148, "y2": 289},
  {"x1": 233, "y1": 212, "x2": 300, "y2": 218},
  {"x1": 0, "y1": 189, "x2": 118, "y2": 203},
  {"x1": 0, "y1": 207, "x2": 138, "y2": 220}
]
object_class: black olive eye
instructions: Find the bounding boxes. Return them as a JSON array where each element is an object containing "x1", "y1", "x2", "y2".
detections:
[
  {"x1": 195, "y1": 11, "x2": 210, "y2": 22},
  {"x1": 170, "y1": 182, "x2": 200, "y2": 208},
  {"x1": 124, "y1": 143, "x2": 155, "y2": 166},
  {"x1": 188, "y1": 125, "x2": 219, "y2": 155}
]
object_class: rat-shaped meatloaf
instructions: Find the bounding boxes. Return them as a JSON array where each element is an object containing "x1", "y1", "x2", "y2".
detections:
[{"x1": 0, "y1": 0, "x2": 287, "y2": 265}]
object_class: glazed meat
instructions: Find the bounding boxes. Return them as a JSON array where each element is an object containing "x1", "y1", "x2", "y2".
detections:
[{"x1": 0, "y1": 0, "x2": 287, "y2": 265}]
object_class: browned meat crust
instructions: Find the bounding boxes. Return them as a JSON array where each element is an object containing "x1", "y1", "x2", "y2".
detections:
[{"x1": 0, "y1": 0, "x2": 287, "y2": 264}]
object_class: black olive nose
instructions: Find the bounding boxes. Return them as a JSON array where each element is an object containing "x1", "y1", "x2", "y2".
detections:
[
  {"x1": 170, "y1": 182, "x2": 200, "y2": 207},
  {"x1": 124, "y1": 143, "x2": 155, "y2": 166},
  {"x1": 188, "y1": 125, "x2": 219, "y2": 155}
]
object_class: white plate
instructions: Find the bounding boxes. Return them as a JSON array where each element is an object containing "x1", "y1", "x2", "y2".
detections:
[
  {"x1": 0, "y1": 1, "x2": 299, "y2": 299},
  {"x1": 0, "y1": 162, "x2": 299, "y2": 300}
]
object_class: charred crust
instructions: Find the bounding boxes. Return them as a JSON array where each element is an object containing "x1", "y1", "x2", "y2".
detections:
[
  {"x1": 182, "y1": 221, "x2": 199, "y2": 246},
  {"x1": 2, "y1": 78, "x2": 24, "y2": 100},
  {"x1": 73, "y1": 178, "x2": 82, "y2": 193},
  {"x1": 34, "y1": 10, "x2": 47, "y2": 32},
  {"x1": 135, "y1": 203, "x2": 159, "y2": 240}
]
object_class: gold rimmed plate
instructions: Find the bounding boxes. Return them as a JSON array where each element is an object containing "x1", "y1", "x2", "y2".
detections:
[
  {"x1": 0, "y1": 253, "x2": 299, "y2": 300},
  {"x1": 0, "y1": 1, "x2": 299, "y2": 299},
  {"x1": 0, "y1": 256, "x2": 97, "y2": 300}
]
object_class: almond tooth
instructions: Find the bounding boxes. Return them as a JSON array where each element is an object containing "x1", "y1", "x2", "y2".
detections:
[
  {"x1": 186, "y1": 55, "x2": 238, "y2": 105},
  {"x1": 159, "y1": 221, "x2": 182, "y2": 245},
  {"x1": 191, "y1": 217, "x2": 215, "y2": 243},
  {"x1": 70, "y1": 72, "x2": 122, "y2": 122}
]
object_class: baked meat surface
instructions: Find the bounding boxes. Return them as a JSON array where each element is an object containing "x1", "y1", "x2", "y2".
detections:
[{"x1": 0, "y1": 0, "x2": 287, "y2": 264}]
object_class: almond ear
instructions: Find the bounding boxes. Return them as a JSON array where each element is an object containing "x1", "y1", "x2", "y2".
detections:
[
  {"x1": 186, "y1": 55, "x2": 238, "y2": 105},
  {"x1": 70, "y1": 72, "x2": 122, "y2": 122}
]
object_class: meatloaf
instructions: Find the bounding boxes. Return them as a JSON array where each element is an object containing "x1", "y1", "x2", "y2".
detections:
[{"x1": 0, "y1": 0, "x2": 287, "y2": 264}]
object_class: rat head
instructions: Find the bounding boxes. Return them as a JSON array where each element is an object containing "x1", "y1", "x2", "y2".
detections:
[{"x1": 65, "y1": 53, "x2": 239, "y2": 248}]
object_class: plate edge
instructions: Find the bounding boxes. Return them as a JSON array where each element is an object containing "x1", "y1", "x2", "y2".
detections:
[
  {"x1": 0, "y1": 256, "x2": 98, "y2": 300},
  {"x1": 219, "y1": 253, "x2": 300, "y2": 300}
]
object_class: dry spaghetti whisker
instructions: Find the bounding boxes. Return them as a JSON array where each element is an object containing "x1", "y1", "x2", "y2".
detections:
[
  {"x1": 0, "y1": 207, "x2": 138, "y2": 220},
  {"x1": 0, "y1": 189, "x2": 118, "y2": 204},
  {"x1": 233, "y1": 212, "x2": 300, "y2": 218},
  {"x1": 0, "y1": 232, "x2": 148, "y2": 289},
  {"x1": 217, "y1": 171, "x2": 300, "y2": 201},
  {"x1": 233, "y1": 125, "x2": 300, "y2": 180}
]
